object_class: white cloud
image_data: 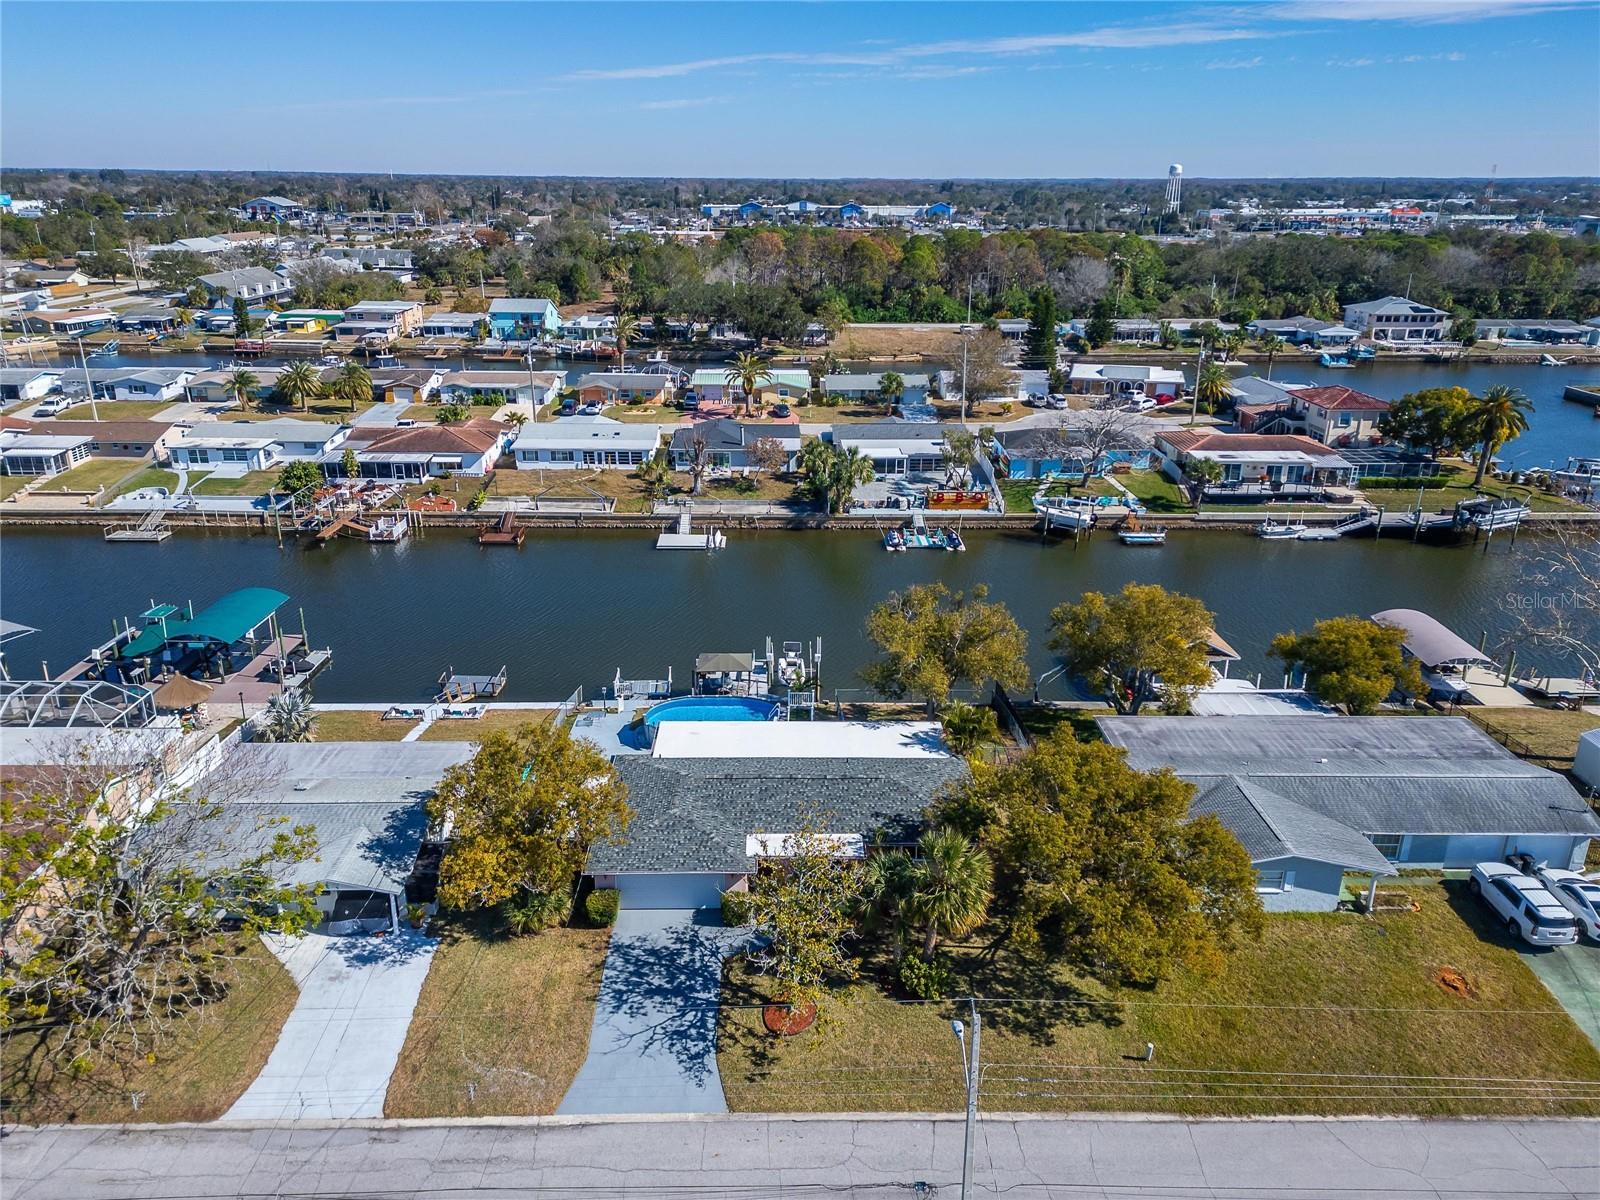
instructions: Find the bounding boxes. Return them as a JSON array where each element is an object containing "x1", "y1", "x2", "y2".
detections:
[
  {"x1": 1264, "y1": 0, "x2": 1585, "y2": 24},
  {"x1": 637, "y1": 96, "x2": 728, "y2": 111},
  {"x1": 1326, "y1": 56, "x2": 1377, "y2": 68},
  {"x1": 1206, "y1": 55, "x2": 1266, "y2": 70}
]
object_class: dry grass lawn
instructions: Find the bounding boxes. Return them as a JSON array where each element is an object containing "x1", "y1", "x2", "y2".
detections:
[
  {"x1": 0, "y1": 938, "x2": 297, "y2": 1125},
  {"x1": 312, "y1": 709, "x2": 418, "y2": 741},
  {"x1": 718, "y1": 882, "x2": 1600, "y2": 1117},
  {"x1": 829, "y1": 325, "x2": 961, "y2": 358},
  {"x1": 385, "y1": 917, "x2": 610, "y2": 1117},
  {"x1": 418, "y1": 708, "x2": 552, "y2": 741},
  {"x1": 1466, "y1": 707, "x2": 1600, "y2": 771}
]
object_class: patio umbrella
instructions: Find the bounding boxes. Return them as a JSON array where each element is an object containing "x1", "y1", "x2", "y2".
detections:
[{"x1": 151, "y1": 674, "x2": 215, "y2": 711}]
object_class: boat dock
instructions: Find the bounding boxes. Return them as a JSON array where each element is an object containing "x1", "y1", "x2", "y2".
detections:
[
  {"x1": 1562, "y1": 382, "x2": 1600, "y2": 408},
  {"x1": 477, "y1": 511, "x2": 526, "y2": 546},
  {"x1": 104, "y1": 508, "x2": 172, "y2": 542},
  {"x1": 437, "y1": 664, "x2": 508, "y2": 701},
  {"x1": 657, "y1": 511, "x2": 726, "y2": 550}
]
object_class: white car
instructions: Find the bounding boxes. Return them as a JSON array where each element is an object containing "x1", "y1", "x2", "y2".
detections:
[
  {"x1": 1469, "y1": 862, "x2": 1579, "y2": 946},
  {"x1": 1119, "y1": 396, "x2": 1157, "y2": 413},
  {"x1": 33, "y1": 396, "x2": 71, "y2": 416},
  {"x1": 1536, "y1": 867, "x2": 1600, "y2": 941}
]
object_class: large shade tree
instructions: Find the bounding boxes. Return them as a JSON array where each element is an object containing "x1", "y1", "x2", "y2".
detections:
[
  {"x1": 934, "y1": 729, "x2": 1262, "y2": 985},
  {"x1": 1048, "y1": 583, "x2": 1216, "y2": 715},
  {"x1": 1270, "y1": 616, "x2": 1425, "y2": 714},
  {"x1": 864, "y1": 583, "x2": 1030, "y2": 714}
]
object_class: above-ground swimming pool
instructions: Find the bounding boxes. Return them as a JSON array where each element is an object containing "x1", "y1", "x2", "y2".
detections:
[{"x1": 641, "y1": 695, "x2": 781, "y2": 729}]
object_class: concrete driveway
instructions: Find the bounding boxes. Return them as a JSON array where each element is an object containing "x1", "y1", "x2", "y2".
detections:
[
  {"x1": 557, "y1": 908, "x2": 747, "y2": 1115},
  {"x1": 353, "y1": 401, "x2": 409, "y2": 426},
  {"x1": 224, "y1": 929, "x2": 436, "y2": 1121},
  {"x1": 1520, "y1": 939, "x2": 1600, "y2": 1050}
]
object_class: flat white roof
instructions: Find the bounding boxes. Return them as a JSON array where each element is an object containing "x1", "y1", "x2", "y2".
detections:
[{"x1": 651, "y1": 719, "x2": 950, "y2": 760}]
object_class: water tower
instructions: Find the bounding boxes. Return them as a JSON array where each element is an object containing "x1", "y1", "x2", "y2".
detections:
[{"x1": 1164, "y1": 164, "x2": 1183, "y2": 214}]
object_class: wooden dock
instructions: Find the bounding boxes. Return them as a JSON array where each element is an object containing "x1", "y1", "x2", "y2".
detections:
[
  {"x1": 437, "y1": 664, "x2": 508, "y2": 701},
  {"x1": 477, "y1": 511, "x2": 526, "y2": 546},
  {"x1": 104, "y1": 508, "x2": 172, "y2": 542}
]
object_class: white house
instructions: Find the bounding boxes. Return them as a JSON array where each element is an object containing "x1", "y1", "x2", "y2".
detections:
[
  {"x1": 169, "y1": 419, "x2": 349, "y2": 471},
  {"x1": 198, "y1": 267, "x2": 293, "y2": 305},
  {"x1": 0, "y1": 368, "x2": 62, "y2": 403},
  {"x1": 1154, "y1": 429, "x2": 1357, "y2": 488},
  {"x1": 1068, "y1": 363, "x2": 1185, "y2": 401},
  {"x1": 669, "y1": 419, "x2": 802, "y2": 471},
  {"x1": 512, "y1": 416, "x2": 660, "y2": 469},
  {"x1": 833, "y1": 422, "x2": 952, "y2": 478},
  {"x1": 1342, "y1": 296, "x2": 1449, "y2": 343},
  {"x1": 334, "y1": 300, "x2": 423, "y2": 341},
  {"x1": 559, "y1": 313, "x2": 616, "y2": 341},
  {"x1": 822, "y1": 372, "x2": 932, "y2": 406},
  {"x1": 83, "y1": 368, "x2": 195, "y2": 403},
  {"x1": 0, "y1": 431, "x2": 93, "y2": 478},
  {"x1": 330, "y1": 418, "x2": 510, "y2": 480},
  {"x1": 1248, "y1": 317, "x2": 1359, "y2": 347},
  {"x1": 417, "y1": 312, "x2": 485, "y2": 339},
  {"x1": 440, "y1": 370, "x2": 563, "y2": 408}
]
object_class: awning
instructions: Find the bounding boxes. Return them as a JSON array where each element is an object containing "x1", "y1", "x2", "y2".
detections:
[
  {"x1": 1372, "y1": 608, "x2": 1491, "y2": 669},
  {"x1": 120, "y1": 587, "x2": 289, "y2": 659},
  {"x1": 152, "y1": 674, "x2": 215, "y2": 710},
  {"x1": 695, "y1": 652, "x2": 754, "y2": 674}
]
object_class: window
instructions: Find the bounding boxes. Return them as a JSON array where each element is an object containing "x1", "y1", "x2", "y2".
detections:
[
  {"x1": 1366, "y1": 834, "x2": 1403, "y2": 860},
  {"x1": 550, "y1": 450, "x2": 574, "y2": 463},
  {"x1": 1256, "y1": 869, "x2": 1286, "y2": 892}
]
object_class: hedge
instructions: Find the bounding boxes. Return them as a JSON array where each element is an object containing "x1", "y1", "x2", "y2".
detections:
[
  {"x1": 1357, "y1": 475, "x2": 1452, "y2": 490},
  {"x1": 584, "y1": 887, "x2": 619, "y2": 927}
]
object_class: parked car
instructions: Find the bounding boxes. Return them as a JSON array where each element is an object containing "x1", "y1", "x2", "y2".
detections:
[
  {"x1": 1120, "y1": 396, "x2": 1157, "y2": 413},
  {"x1": 577, "y1": 403, "x2": 603, "y2": 416},
  {"x1": 770, "y1": 403, "x2": 792, "y2": 419},
  {"x1": 1535, "y1": 867, "x2": 1600, "y2": 940},
  {"x1": 34, "y1": 395, "x2": 71, "y2": 416},
  {"x1": 1469, "y1": 862, "x2": 1579, "y2": 946},
  {"x1": 1046, "y1": 394, "x2": 1068, "y2": 410}
]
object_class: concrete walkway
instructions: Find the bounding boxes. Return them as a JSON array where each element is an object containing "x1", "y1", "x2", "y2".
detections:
[
  {"x1": 224, "y1": 929, "x2": 436, "y2": 1121},
  {"x1": 1521, "y1": 940, "x2": 1600, "y2": 1051},
  {"x1": 8, "y1": 1118, "x2": 1596, "y2": 1200},
  {"x1": 557, "y1": 908, "x2": 747, "y2": 1115}
]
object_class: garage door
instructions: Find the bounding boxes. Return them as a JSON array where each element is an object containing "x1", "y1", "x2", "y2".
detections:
[{"x1": 614, "y1": 872, "x2": 727, "y2": 910}]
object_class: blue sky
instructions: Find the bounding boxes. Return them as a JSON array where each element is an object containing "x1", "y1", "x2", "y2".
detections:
[{"x1": 3, "y1": 1, "x2": 1597, "y2": 178}]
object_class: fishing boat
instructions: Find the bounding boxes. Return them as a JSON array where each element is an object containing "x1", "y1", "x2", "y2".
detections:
[
  {"x1": 1117, "y1": 514, "x2": 1166, "y2": 545},
  {"x1": 91, "y1": 339, "x2": 121, "y2": 355},
  {"x1": 883, "y1": 525, "x2": 906, "y2": 552},
  {"x1": 1539, "y1": 353, "x2": 1570, "y2": 366},
  {"x1": 942, "y1": 527, "x2": 966, "y2": 552},
  {"x1": 1295, "y1": 526, "x2": 1342, "y2": 541},
  {"x1": 1319, "y1": 351, "x2": 1356, "y2": 369},
  {"x1": 1257, "y1": 516, "x2": 1308, "y2": 539},
  {"x1": 1348, "y1": 344, "x2": 1377, "y2": 361},
  {"x1": 1034, "y1": 494, "x2": 1096, "y2": 532}
]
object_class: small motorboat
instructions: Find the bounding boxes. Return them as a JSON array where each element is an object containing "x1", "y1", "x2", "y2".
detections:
[
  {"x1": 1295, "y1": 527, "x2": 1342, "y2": 541},
  {"x1": 883, "y1": 527, "x2": 906, "y2": 552},
  {"x1": 943, "y1": 527, "x2": 966, "y2": 551},
  {"x1": 1349, "y1": 344, "x2": 1376, "y2": 360},
  {"x1": 1540, "y1": 354, "x2": 1570, "y2": 367},
  {"x1": 1257, "y1": 517, "x2": 1308, "y2": 539},
  {"x1": 1119, "y1": 528, "x2": 1167, "y2": 545},
  {"x1": 1319, "y1": 352, "x2": 1356, "y2": 369}
]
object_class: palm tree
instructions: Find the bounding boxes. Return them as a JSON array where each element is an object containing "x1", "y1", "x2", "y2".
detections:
[
  {"x1": 223, "y1": 368, "x2": 260, "y2": 412},
  {"x1": 725, "y1": 351, "x2": 772, "y2": 417},
  {"x1": 175, "y1": 306, "x2": 193, "y2": 331},
  {"x1": 1469, "y1": 384, "x2": 1533, "y2": 489},
  {"x1": 1219, "y1": 330, "x2": 1248, "y2": 363},
  {"x1": 940, "y1": 701, "x2": 1000, "y2": 758},
  {"x1": 820, "y1": 445, "x2": 875, "y2": 514},
  {"x1": 876, "y1": 370, "x2": 905, "y2": 416},
  {"x1": 1256, "y1": 333, "x2": 1285, "y2": 380},
  {"x1": 255, "y1": 691, "x2": 316, "y2": 743},
  {"x1": 613, "y1": 312, "x2": 639, "y2": 371},
  {"x1": 276, "y1": 360, "x2": 323, "y2": 413},
  {"x1": 907, "y1": 829, "x2": 992, "y2": 959},
  {"x1": 1193, "y1": 359, "x2": 1231, "y2": 423},
  {"x1": 330, "y1": 361, "x2": 371, "y2": 413}
]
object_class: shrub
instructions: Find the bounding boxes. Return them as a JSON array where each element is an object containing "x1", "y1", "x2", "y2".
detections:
[
  {"x1": 898, "y1": 954, "x2": 954, "y2": 1000},
  {"x1": 502, "y1": 890, "x2": 570, "y2": 936},
  {"x1": 721, "y1": 889, "x2": 754, "y2": 926},
  {"x1": 584, "y1": 888, "x2": 619, "y2": 927},
  {"x1": 467, "y1": 487, "x2": 488, "y2": 511},
  {"x1": 1357, "y1": 474, "x2": 1452, "y2": 490}
]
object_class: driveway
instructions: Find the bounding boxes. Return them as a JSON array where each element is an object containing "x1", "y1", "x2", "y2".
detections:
[
  {"x1": 1520, "y1": 939, "x2": 1600, "y2": 1050},
  {"x1": 557, "y1": 908, "x2": 747, "y2": 1115},
  {"x1": 223, "y1": 929, "x2": 436, "y2": 1121},
  {"x1": 353, "y1": 401, "x2": 409, "y2": 426}
]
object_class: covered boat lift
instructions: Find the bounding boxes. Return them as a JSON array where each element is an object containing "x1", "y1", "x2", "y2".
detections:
[{"x1": 1372, "y1": 608, "x2": 1529, "y2": 707}]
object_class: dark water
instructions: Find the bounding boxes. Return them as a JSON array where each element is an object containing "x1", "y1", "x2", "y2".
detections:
[{"x1": 0, "y1": 527, "x2": 1577, "y2": 703}]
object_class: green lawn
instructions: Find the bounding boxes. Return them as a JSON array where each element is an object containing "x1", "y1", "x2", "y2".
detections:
[
  {"x1": 0, "y1": 937, "x2": 298, "y2": 1125},
  {"x1": 1, "y1": 475, "x2": 30, "y2": 500},
  {"x1": 31, "y1": 457, "x2": 143, "y2": 495},
  {"x1": 111, "y1": 467, "x2": 181, "y2": 498},
  {"x1": 311, "y1": 710, "x2": 418, "y2": 741},
  {"x1": 385, "y1": 916, "x2": 610, "y2": 1117},
  {"x1": 717, "y1": 881, "x2": 1600, "y2": 1117},
  {"x1": 1015, "y1": 704, "x2": 1110, "y2": 743},
  {"x1": 998, "y1": 471, "x2": 1188, "y2": 516},
  {"x1": 1113, "y1": 469, "x2": 1190, "y2": 513},
  {"x1": 53, "y1": 401, "x2": 174, "y2": 421},
  {"x1": 190, "y1": 469, "x2": 282, "y2": 497},
  {"x1": 1359, "y1": 465, "x2": 1585, "y2": 513}
]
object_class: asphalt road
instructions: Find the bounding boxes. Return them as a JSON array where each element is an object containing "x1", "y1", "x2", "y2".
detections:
[{"x1": 5, "y1": 1116, "x2": 1596, "y2": 1199}]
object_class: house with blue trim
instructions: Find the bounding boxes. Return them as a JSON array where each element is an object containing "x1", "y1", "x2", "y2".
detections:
[
  {"x1": 487, "y1": 297, "x2": 560, "y2": 340},
  {"x1": 987, "y1": 425, "x2": 1156, "y2": 480}
]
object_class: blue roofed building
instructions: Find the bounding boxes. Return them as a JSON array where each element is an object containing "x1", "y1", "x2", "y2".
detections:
[{"x1": 487, "y1": 297, "x2": 560, "y2": 340}]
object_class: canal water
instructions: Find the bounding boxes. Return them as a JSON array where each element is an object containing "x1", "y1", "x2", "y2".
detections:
[{"x1": 1, "y1": 527, "x2": 1581, "y2": 703}]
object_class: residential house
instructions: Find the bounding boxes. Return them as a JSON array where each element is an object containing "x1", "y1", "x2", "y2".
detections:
[
  {"x1": 576, "y1": 371, "x2": 675, "y2": 407},
  {"x1": 669, "y1": 419, "x2": 802, "y2": 472},
  {"x1": 189, "y1": 742, "x2": 470, "y2": 934},
  {"x1": 185, "y1": 367, "x2": 289, "y2": 407},
  {"x1": 1154, "y1": 429, "x2": 1357, "y2": 489},
  {"x1": 1342, "y1": 296, "x2": 1449, "y2": 343},
  {"x1": 833, "y1": 422, "x2": 954, "y2": 478},
  {"x1": 418, "y1": 312, "x2": 485, "y2": 339},
  {"x1": 169, "y1": 419, "x2": 349, "y2": 471},
  {"x1": 487, "y1": 298, "x2": 560, "y2": 340},
  {"x1": 1099, "y1": 715, "x2": 1600, "y2": 910},
  {"x1": 115, "y1": 306, "x2": 182, "y2": 333},
  {"x1": 1232, "y1": 383, "x2": 1391, "y2": 447},
  {"x1": 141, "y1": 235, "x2": 237, "y2": 258},
  {"x1": 987, "y1": 425, "x2": 1155, "y2": 480},
  {"x1": 0, "y1": 368, "x2": 62, "y2": 403},
  {"x1": 1247, "y1": 316, "x2": 1359, "y2": 347},
  {"x1": 333, "y1": 300, "x2": 423, "y2": 342},
  {"x1": 1473, "y1": 318, "x2": 1600, "y2": 347},
  {"x1": 318, "y1": 247, "x2": 415, "y2": 280},
  {"x1": 271, "y1": 309, "x2": 344, "y2": 334},
  {"x1": 688, "y1": 367, "x2": 810, "y2": 405},
  {"x1": 15, "y1": 309, "x2": 114, "y2": 337},
  {"x1": 30, "y1": 420, "x2": 175, "y2": 461},
  {"x1": 1067, "y1": 363, "x2": 1185, "y2": 402},
  {"x1": 440, "y1": 370, "x2": 563, "y2": 409},
  {"x1": 821, "y1": 372, "x2": 932, "y2": 407},
  {"x1": 331, "y1": 417, "x2": 510, "y2": 480},
  {"x1": 368, "y1": 368, "x2": 443, "y2": 404},
  {"x1": 197, "y1": 267, "x2": 293, "y2": 306},
  {"x1": 239, "y1": 196, "x2": 307, "y2": 222},
  {"x1": 26, "y1": 268, "x2": 90, "y2": 288},
  {"x1": 0, "y1": 431, "x2": 93, "y2": 477},
  {"x1": 559, "y1": 312, "x2": 616, "y2": 342},
  {"x1": 81, "y1": 368, "x2": 195, "y2": 403},
  {"x1": 344, "y1": 210, "x2": 425, "y2": 232},
  {"x1": 511, "y1": 416, "x2": 660, "y2": 470}
]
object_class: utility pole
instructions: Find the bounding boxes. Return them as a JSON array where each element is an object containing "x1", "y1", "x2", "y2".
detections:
[
  {"x1": 952, "y1": 1002, "x2": 981, "y2": 1200},
  {"x1": 76, "y1": 336, "x2": 100, "y2": 421}
]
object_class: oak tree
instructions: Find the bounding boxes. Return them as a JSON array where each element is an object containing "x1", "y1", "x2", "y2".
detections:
[
  {"x1": 864, "y1": 583, "x2": 1030, "y2": 714},
  {"x1": 1048, "y1": 583, "x2": 1216, "y2": 715},
  {"x1": 1270, "y1": 616, "x2": 1425, "y2": 714}
]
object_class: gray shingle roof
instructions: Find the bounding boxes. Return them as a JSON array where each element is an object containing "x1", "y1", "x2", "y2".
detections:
[
  {"x1": 669, "y1": 419, "x2": 800, "y2": 453},
  {"x1": 1099, "y1": 716, "x2": 1600, "y2": 838},
  {"x1": 1192, "y1": 777, "x2": 1395, "y2": 873},
  {"x1": 589, "y1": 756, "x2": 967, "y2": 874}
]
